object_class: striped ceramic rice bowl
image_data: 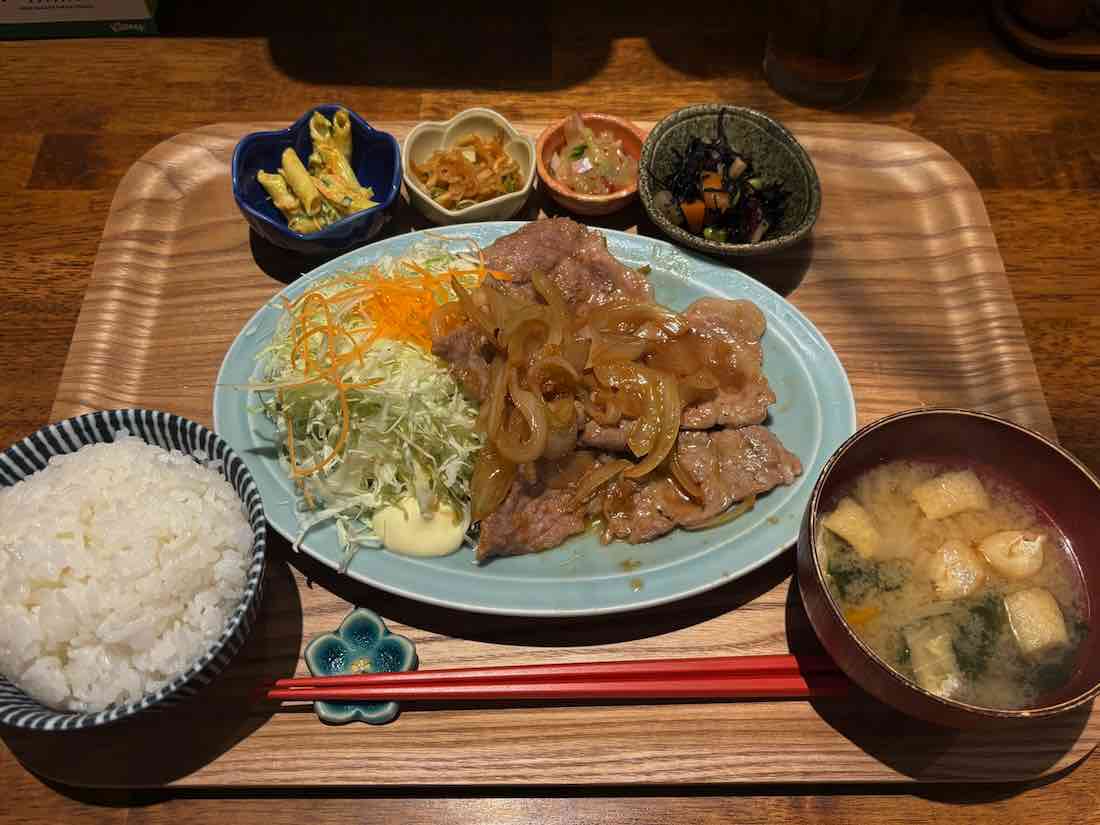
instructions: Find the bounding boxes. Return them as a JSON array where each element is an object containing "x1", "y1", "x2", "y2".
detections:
[{"x1": 0, "y1": 409, "x2": 266, "y2": 731}]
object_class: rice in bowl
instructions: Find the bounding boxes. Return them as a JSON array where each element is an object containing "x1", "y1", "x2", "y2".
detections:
[{"x1": 0, "y1": 432, "x2": 252, "y2": 712}]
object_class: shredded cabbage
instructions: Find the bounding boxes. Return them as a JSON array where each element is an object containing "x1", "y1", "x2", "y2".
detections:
[{"x1": 253, "y1": 243, "x2": 484, "y2": 570}]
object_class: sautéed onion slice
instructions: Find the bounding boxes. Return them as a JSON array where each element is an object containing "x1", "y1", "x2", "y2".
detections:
[{"x1": 448, "y1": 265, "x2": 764, "y2": 541}]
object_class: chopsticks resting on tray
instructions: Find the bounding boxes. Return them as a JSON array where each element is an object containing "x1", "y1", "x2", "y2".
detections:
[{"x1": 267, "y1": 654, "x2": 850, "y2": 704}]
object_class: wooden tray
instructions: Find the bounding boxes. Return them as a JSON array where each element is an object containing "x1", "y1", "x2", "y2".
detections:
[{"x1": 2, "y1": 121, "x2": 1091, "y2": 788}]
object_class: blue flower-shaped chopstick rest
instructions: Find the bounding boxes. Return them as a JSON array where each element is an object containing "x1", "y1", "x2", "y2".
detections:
[{"x1": 303, "y1": 607, "x2": 418, "y2": 725}]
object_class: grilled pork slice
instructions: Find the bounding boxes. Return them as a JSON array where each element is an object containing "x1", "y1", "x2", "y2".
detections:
[
  {"x1": 481, "y1": 217, "x2": 589, "y2": 280},
  {"x1": 598, "y1": 427, "x2": 802, "y2": 546},
  {"x1": 476, "y1": 458, "x2": 593, "y2": 562},
  {"x1": 430, "y1": 321, "x2": 495, "y2": 402},
  {"x1": 483, "y1": 217, "x2": 653, "y2": 312},
  {"x1": 676, "y1": 297, "x2": 776, "y2": 430},
  {"x1": 478, "y1": 426, "x2": 802, "y2": 560},
  {"x1": 432, "y1": 218, "x2": 654, "y2": 401}
]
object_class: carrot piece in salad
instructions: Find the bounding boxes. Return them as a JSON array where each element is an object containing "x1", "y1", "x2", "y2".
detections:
[{"x1": 681, "y1": 199, "x2": 706, "y2": 234}]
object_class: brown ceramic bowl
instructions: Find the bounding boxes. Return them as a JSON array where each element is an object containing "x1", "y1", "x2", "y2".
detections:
[
  {"x1": 535, "y1": 114, "x2": 645, "y2": 216},
  {"x1": 797, "y1": 407, "x2": 1100, "y2": 729}
]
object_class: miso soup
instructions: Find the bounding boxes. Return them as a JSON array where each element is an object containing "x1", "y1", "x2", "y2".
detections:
[{"x1": 818, "y1": 460, "x2": 1088, "y2": 709}]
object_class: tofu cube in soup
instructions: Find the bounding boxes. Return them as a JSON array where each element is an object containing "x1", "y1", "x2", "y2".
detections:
[
  {"x1": 978, "y1": 531, "x2": 1045, "y2": 579},
  {"x1": 904, "y1": 619, "x2": 964, "y2": 700},
  {"x1": 822, "y1": 497, "x2": 881, "y2": 559},
  {"x1": 1004, "y1": 587, "x2": 1069, "y2": 659},
  {"x1": 926, "y1": 539, "x2": 986, "y2": 599},
  {"x1": 911, "y1": 470, "x2": 990, "y2": 520}
]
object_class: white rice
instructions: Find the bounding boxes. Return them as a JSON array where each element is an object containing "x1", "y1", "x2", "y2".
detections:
[{"x1": 0, "y1": 433, "x2": 252, "y2": 712}]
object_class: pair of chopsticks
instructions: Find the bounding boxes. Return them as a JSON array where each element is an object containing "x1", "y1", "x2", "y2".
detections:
[{"x1": 267, "y1": 654, "x2": 850, "y2": 704}]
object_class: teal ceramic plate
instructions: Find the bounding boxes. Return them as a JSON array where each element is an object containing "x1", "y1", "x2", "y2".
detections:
[{"x1": 213, "y1": 222, "x2": 856, "y2": 617}]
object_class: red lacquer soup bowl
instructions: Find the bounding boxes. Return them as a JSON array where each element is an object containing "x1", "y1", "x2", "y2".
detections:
[{"x1": 798, "y1": 408, "x2": 1100, "y2": 729}]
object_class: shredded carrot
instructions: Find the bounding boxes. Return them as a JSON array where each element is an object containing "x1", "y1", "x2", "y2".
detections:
[
  {"x1": 844, "y1": 605, "x2": 881, "y2": 627},
  {"x1": 271, "y1": 258, "x2": 500, "y2": 482}
]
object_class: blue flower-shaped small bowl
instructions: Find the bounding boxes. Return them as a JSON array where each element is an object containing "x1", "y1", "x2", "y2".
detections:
[
  {"x1": 303, "y1": 608, "x2": 417, "y2": 725},
  {"x1": 231, "y1": 104, "x2": 402, "y2": 256}
]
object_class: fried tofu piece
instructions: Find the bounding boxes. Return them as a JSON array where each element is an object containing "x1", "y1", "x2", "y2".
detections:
[
  {"x1": 927, "y1": 539, "x2": 986, "y2": 599},
  {"x1": 979, "y1": 531, "x2": 1045, "y2": 579},
  {"x1": 1004, "y1": 587, "x2": 1069, "y2": 659},
  {"x1": 822, "y1": 497, "x2": 882, "y2": 559},
  {"x1": 904, "y1": 619, "x2": 964, "y2": 700},
  {"x1": 912, "y1": 470, "x2": 989, "y2": 520}
]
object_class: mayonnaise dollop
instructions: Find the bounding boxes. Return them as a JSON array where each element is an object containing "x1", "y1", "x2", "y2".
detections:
[{"x1": 371, "y1": 496, "x2": 469, "y2": 557}]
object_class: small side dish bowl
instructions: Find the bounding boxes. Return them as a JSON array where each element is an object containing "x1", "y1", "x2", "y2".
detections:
[
  {"x1": 797, "y1": 408, "x2": 1100, "y2": 729},
  {"x1": 232, "y1": 104, "x2": 401, "y2": 256},
  {"x1": 535, "y1": 113, "x2": 645, "y2": 216},
  {"x1": 402, "y1": 107, "x2": 535, "y2": 225},
  {"x1": 639, "y1": 104, "x2": 820, "y2": 258},
  {"x1": 0, "y1": 409, "x2": 267, "y2": 731}
]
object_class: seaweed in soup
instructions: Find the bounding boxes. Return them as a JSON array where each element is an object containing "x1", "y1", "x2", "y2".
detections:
[
  {"x1": 951, "y1": 593, "x2": 1005, "y2": 680},
  {"x1": 824, "y1": 534, "x2": 907, "y2": 602},
  {"x1": 1026, "y1": 617, "x2": 1088, "y2": 695}
]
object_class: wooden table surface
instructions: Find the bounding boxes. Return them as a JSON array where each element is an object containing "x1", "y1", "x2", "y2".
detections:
[{"x1": 3, "y1": 1, "x2": 1100, "y2": 821}]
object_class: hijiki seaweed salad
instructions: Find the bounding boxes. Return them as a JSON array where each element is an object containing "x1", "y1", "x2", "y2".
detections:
[{"x1": 650, "y1": 111, "x2": 789, "y2": 244}]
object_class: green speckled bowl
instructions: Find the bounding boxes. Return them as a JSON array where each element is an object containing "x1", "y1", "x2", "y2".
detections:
[
  {"x1": 304, "y1": 607, "x2": 417, "y2": 725},
  {"x1": 639, "y1": 105, "x2": 821, "y2": 259}
]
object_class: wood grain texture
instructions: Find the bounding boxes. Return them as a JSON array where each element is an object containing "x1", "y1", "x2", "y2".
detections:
[
  {"x1": 120, "y1": 787, "x2": 1100, "y2": 825},
  {"x1": 991, "y1": 0, "x2": 1100, "y2": 67},
  {"x1": 5, "y1": 1, "x2": 1100, "y2": 819},
  {"x1": 3, "y1": 119, "x2": 1079, "y2": 789}
]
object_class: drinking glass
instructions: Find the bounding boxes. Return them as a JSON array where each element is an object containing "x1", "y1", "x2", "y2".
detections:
[{"x1": 763, "y1": 0, "x2": 903, "y2": 107}]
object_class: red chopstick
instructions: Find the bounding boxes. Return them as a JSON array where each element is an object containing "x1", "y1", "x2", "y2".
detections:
[
  {"x1": 273, "y1": 654, "x2": 837, "y2": 689},
  {"x1": 266, "y1": 654, "x2": 849, "y2": 703}
]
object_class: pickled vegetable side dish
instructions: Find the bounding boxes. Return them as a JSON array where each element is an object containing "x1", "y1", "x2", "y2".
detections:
[{"x1": 550, "y1": 114, "x2": 638, "y2": 195}]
